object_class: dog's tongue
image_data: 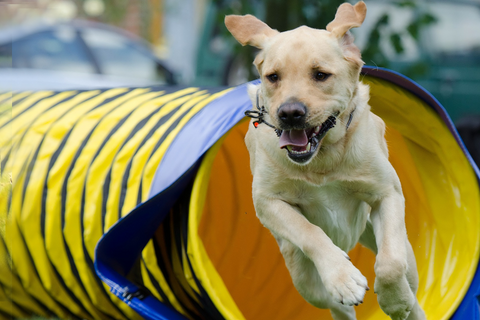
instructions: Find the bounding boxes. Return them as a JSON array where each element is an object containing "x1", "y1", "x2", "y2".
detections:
[{"x1": 279, "y1": 130, "x2": 308, "y2": 148}]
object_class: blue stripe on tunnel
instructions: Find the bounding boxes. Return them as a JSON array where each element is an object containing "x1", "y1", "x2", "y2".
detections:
[{"x1": 95, "y1": 82, "x2": 256, "y2": 319}]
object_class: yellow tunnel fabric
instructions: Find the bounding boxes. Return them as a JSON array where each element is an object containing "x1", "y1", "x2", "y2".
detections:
[
  {"x1": 188, "y1": 76, "x2": 480, "y2": 320},
  {"x1": 0, "y1": 87, "x2": 230, "y2": 319}
]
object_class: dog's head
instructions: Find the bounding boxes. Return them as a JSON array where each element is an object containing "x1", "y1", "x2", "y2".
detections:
[{"x1": 225, "y1": 2, "x2": 367, "y2": 164}]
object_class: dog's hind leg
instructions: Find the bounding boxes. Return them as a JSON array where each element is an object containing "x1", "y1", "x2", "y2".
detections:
[
  {"x1": 276, "y1": 237, "x2": 356, "y2": 320},
  {"x1": 358, "y1": 218, "x2": 377, "y2": 254}
]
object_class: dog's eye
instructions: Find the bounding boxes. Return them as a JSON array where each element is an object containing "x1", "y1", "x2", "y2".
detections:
[
  {"x1": 314, "y1": 72, "x2": 329, "y2": 81},
  {"x1": 266, "y1": 73, "x2": 279, "y2": 83}
]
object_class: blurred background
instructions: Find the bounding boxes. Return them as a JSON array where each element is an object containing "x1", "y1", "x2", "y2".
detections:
[{"x1": 1, "y1": 0, "x2": 480, "y2": 162}]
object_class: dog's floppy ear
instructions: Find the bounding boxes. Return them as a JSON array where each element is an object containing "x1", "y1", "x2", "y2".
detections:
[
  {"x1": 327, "y1": 1, "x2": 366, "y2": 66},
  {"x1": 225, "y1": 14, "x2": 279, "y2": 49},
  {"x1": 326, "y1": 1, "x2": 366, "y2": 38}
]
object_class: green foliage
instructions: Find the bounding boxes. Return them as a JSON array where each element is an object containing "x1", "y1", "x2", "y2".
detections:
[
  {"x1": 100, "y1": 0, "x2": 130, "y2": 24},
  {"x1": 361, "y1": 12, "x2": 389, "y2": 67},
  {"x1": 407, "y1": 12, "x2": 437, "y2": 40},
  {"x1": 395, "y1": 0, "x2": 417, "y2": 8},
  {"x1": 390, "y1": 33, "x2": 404, "y2": 54}
]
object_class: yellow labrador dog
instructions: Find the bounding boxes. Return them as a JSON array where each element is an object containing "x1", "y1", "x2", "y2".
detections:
[{"x1": 225, "y1": 2, "x2": 425, "y2": 320}]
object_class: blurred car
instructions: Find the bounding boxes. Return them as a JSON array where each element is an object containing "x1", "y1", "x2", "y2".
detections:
[{"x1": 0, "y1": 19, "x2": 176, "y2": 91}]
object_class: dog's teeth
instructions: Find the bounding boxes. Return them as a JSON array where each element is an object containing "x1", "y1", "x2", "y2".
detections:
[
  {"x1": 287, "y1": 144, "x2": 314, "y2": 155},
  {"x1": 287, "y1": 146, "x2": 311, "y2": 154},
  {"x1": 314, "y1": 126, "x2": 321, "y2": 135}
]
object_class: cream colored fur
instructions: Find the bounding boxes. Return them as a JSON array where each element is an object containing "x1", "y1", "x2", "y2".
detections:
[{"x1": 225, "y1": 2, "x2": 426, "y2": 320}]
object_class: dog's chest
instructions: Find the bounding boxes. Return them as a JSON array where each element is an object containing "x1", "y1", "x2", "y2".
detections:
[{"x1": 284, "y1": 182, "x2": 370, "y2": 252}]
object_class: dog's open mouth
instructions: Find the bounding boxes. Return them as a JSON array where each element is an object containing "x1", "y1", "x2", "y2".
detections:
[
  {"x1": 279, "y1": 127, "x2": 323, "y2": 162},
  {"x1": 278, "y1": 116, "x2": 336, "y2": 163}
]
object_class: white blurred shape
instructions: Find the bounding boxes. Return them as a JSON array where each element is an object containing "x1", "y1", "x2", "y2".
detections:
[
  {"x1": 46, "y1": 0, "x2": 77, "y2": 21},
  {"x1": 84, "y1": 0, "x2": 105, "y2": 17}
]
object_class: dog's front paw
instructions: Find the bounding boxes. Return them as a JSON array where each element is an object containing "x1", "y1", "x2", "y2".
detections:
[
  {"x1": 375, "y1": 264, "x2": 415, "y2": 320},
  {"x1": 318, "y1": 253, "x2": 368, "y2": 306}
]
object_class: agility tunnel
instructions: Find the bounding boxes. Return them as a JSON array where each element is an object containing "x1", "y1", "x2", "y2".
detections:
[{"x1": 0, "y1": 66, "x2": 479, "y2": 320}]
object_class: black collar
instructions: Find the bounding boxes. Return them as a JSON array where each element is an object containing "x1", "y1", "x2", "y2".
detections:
[{"x1": 245, "y1": 90, "x2": 355, "y2": 136}]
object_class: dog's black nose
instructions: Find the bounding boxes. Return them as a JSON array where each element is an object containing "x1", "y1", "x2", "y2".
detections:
[{"x1": 277, "y1": 102, "x2": 307, "y2": 127}]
